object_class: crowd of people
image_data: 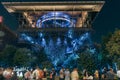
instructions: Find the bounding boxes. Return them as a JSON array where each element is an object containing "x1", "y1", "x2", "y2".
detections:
[{"x1": 0, "y1": 66, "x2": 120, "y2": 80}]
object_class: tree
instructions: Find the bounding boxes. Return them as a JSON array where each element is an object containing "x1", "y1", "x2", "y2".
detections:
[
  {"x1": 101, "y1": 33, "x2": 113, "y2": 67},
  {"x1": 41, "y1": 61, "x2": 53, "y2": 69},
  {"x1": 0, "y1": 45, "x2": 16, "y2": 66},
  {"x1": 36, "y1": 48, "x2": 51, "y2": 67},
  {"x1": 106, "y1": 29, "x2": 120, "y2": 67},
  {"x1": 77, "y1": 52, "x2": 97, "y2": 74},
  {"x1": 13, "y1": 48, "x2": 32, "y2": 66},
  {"x1": 106, "y1": 29, "x2": 120, "y2": 55}
]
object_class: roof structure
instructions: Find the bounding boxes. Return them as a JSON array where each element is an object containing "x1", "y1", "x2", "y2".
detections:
[
  {"x1": 2, "y1": 1, "x2": 104, "y2": 12},
  {"x1": 1, "y1": 0, "x2": 105, "y2": 2},
  {"x1": 2, "y1": 1, "x2": 104, "y2": 28}
]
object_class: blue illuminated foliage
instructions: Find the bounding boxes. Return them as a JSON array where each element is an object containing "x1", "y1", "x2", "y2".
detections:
[
  {"x1": 41, "y1": 38, "x2": 46, "y2": 47},
  {"x1": 56, "y1": 37, "x2": 61, "y2": 46},
  {"x1": 19, "y1": 31, "x2": 94, "y2": 68},
  {"x1": 20, "y1": 33, "x2": 35, "y2": 44},
  {"x1": 39, "y1": 32, "x2": 43, "y2": 38}
]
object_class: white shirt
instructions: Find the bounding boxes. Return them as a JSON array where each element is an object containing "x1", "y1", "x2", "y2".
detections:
[
  {"x1": 65, "y1": 70, "x2": 70, "y2": 80},
  {"x1": 59, "y1": 69, "x2": 64, "y2": 78},
  {"x1": 117, "y1": 70, "x2": 120, "y2": 78}
]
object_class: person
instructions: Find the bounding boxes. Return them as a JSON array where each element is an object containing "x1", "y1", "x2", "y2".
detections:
[
  {"x1": 3, "y1": 67, "x2": 14, "y2": 80},
  {"x1": 50, "y1": 68, "x2": 56, "y2": 80},
  {"x1": 88, "y1": 74, "x2": 93, "y2": 80},
  {"x1": 106, "y1": 68, "x2": 115, "y2": 80},
  {"x1": 11, "y1": 70, "x2": 18, "y2": 80},
  {"x1": 0, "y1": 68, "x2": 4, "y2": 80},
  {"x1": 24, "y1": 70, "x2": 32, "y2": 80},
  {"x1": 83, "y1": 70, "x2": 88, "y2": 80},
  {"x1": 71, "y1": 68, "x2": 79, "y2": 80},
  {"x1": 117, "y1": 68, "x2": 120, "y2": 80},
  {"x1": 94, "y1": 70, "x2": 99, "y2": 80},
  {"x1": 101, "y1": 67, "x2": 107, "y2": 79},
  {"x1": 50, "y1": 71, "x2": 53, "y2": 80},
  {"x1": 59, "y1": 67, "x2": 65, "y2": 80},
  {"x1": 19, "y1": 71, "x2": 23, "y2": 79},
  {"x1": 32, "y1": 66, "x2": 43, "y2": 80},
  {"x1": 43, "y1": 68, "x2": 47, "y2": 80},
  {"x1": 64, "y1": 68, "x2": 70, "y2": 80}
]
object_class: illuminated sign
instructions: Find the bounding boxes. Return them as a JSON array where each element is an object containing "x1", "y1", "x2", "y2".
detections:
[{"x1": 0, "y1": 16, "x2": 3, "y2": 23}]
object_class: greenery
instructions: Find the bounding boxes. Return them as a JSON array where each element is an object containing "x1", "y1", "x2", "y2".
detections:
[
  {"x1": 13, "y1": 48, "x2": 32, "y2": 66},
  {"x1": 0, "y1": 28, "x2": 120, "y2": 71},
  {"x1": 77, "y1": 51, "x2": 97, "y2": 74},
  {"x1": 0, "y1": 44, "x2": 51, "y2": 67},
  {"x1": 0, "y1": 45, "x2": 16, "y2": 66},
  {"x1": 100, "y1": 33, "x2": 113, "y2": 67},
  {"x1": 37, "y1": 48, "x2": 48, "y2": 64},
  {"x1": 106, "y1": 29, "x2": 120, "y2": 56},
  {"x1": 105, "y1": 29, "x2": 120, "y2": 68},
  {"x1": 76, "y1": 29, "x2": 120, "y2": 72}
]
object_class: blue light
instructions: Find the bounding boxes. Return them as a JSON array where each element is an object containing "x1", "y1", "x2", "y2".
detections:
[
  {"x1": 36, "y1": 19, "x2": 41, "y2": 28},
  {"x1": 71, "y1": 39, "x2": 78, "y2": 51},
  {"x1": 41, "y1": 38, "x2": 46, "y2": 47},
  {"x1": 56, "y1": 37, "x2": 61, "y2": 46},
  {"x1": 36, "y1": 12, "x2": 76, "y2": 28},
  {"x1": 39, "y1": 32, "x2": 43, "y2": 38},
  {"x1": 64, "y1": 38, "x2": 67, "y2": 45},
  {"x1": 66, "y1": 46, "x2": 73, "y2": 54},
  {"x1": 67, "y1": 29, "x2": 73, "y2": 39},
  {"x1": 19, "y1": 31, "x2": 95, "y2": 68},
  {"x1": 79, "y1": 32, "x2": 89, "y2": 41},
  {"x1": 20, "y1": 33, "x2": 34, "y2": 44},
  {"x1": 49, "y1": 39, "x2": 54, "y2": 47},
  {"x1": 89, "y1": 48, "x2": 96, "y2": 54}
]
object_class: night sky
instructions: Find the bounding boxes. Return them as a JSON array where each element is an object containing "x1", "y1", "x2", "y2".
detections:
[
  {"x1": 0, "y1": 0, "x2": 120, "y2": 42},
  {"x1": 92, "y1": 0, "x2": 120, "y2": 42}
]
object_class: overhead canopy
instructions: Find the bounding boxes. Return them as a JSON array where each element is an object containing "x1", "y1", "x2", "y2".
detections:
[
  {"x1": 1, "y1": 1, "x2": 105, "y2": 29},
  {"x1": 2, "y1": 1, "x2": 105, "y2": 12}
]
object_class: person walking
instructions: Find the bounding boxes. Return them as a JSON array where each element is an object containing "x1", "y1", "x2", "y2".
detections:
[
  {"x1": 32, "y1": 66, "x2": 43, "y2": 80},
  {"x1": 0, "y1": 68, "x2": 4, "y2": 80},
  {"x1": 71, "y1": 68, "x2": 79, "y2": 80},
  {"x1": 83, "y1": 69, "x2": 88, "y2": 80},
  {"x1": 50, "y1": 68, "x2": 56, "y2": 80},
  {"x1": 24, "y1": 70, "x2": 32, "y2": 80},
  {"x1": 64, "y1": 68, "x2": 70, "y2": 80},
  {"x1": 106, "y1": 68, "x2": 115, "y2": 80},
  {"x1": 117, "y1": 68, "x2": 120, "y2": 80},
  {"x1": 94, "y1": 70, "x2": 99, "y2": 80},
  {"x1": 59, "y1": 67, "x2": 65, "y2": 80},
  {"x1": 3, "y1": 67, "x2": 14, "y2": 80}
]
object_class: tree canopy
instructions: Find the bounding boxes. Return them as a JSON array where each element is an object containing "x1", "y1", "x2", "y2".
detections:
[
  {"x1": 0, "y1": 45, "x2": 16, "y2": 66},
  {"x1": 0, "y1": 44, "x2": 51, "y2": 67},
  {"x1": 106, "y1": 29, "x2": 120, "y2": 56},
  {"x1": 105, "y1": 29, "x2": 120, "y2": 68},
  {"x1": 13, "y1": 48, "x2": 32, "y2": 66}
]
